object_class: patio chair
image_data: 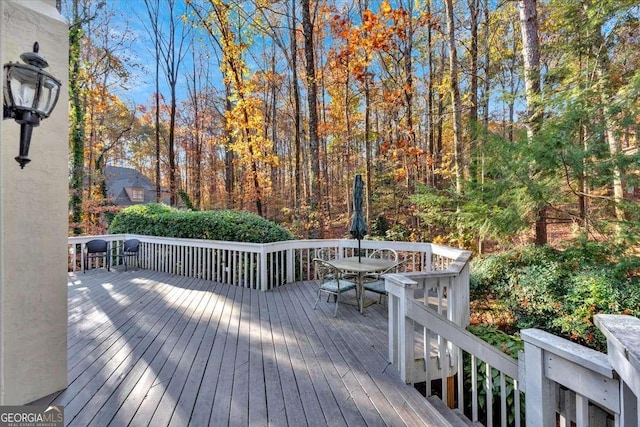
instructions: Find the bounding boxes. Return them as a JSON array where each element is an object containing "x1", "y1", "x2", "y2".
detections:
[
  {"x1": 313, "y1": 258, "x2": 358, "y2": 317},
  {"x1": 314, "y1": 247, "x2": 338, "y2": 280},
  {"x1": 367, "y1": 248, "x2": 399, "y2": 263},
  {"x1": 83, "y1": 239, "x2": 110, "y2": 273},
  {"x1": 362, "y1": 248, "x2": 400, "y2": 305},
  {"x1": 113, "y1": 239, "x2": 140, "y2": 271},
  {"x1": 314, "y1": 247, "x2": 337, "y2": 260}
]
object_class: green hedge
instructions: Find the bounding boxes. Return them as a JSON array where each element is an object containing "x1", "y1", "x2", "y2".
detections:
[
  {"x1": 470, "y1": 242, "x2": 640, "y2": 351},
  {"x1": 109, "y1": 203, "x2": 294, "y2": 243}
]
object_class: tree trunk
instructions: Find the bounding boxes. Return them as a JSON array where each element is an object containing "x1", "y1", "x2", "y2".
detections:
[
  {"x1": 190, "y1": 47, "x2": 202, "y2": 210},
  {"x1": 518, "y1": 0, "x2": 547, "y2": 246},
  {"x1": 224, "y1": 84, "x2": 235, "y2": 209},
  {"x1": 426, "y1": 0, "x2": 435, "y2": 187},
  {"x1": 301, "y1": 0, "x2": 323, "y2": 238},
  {"x1": 444, "y1": 0, "x2": 464, "y2": 194},
  {"x1": 290, "y1": 0, "x2": 303, "y2": 219},
  {"x1": 594, "y1": 28, "x2": 625, "y2": 223},
  {"x1": 468, "y1": 0, "x2": 479, "y2": 183},
  {"x1": 168, "y1": 85, "x2": 177, "y2": 206},
  {"x1": 358, "y1": 0, "x2": 372, "y2": 225},
  {"x1": 481, "y1": 0, "x2": 490, "y2": 185},
  {"x1": 142, "y1": 0, "x2": 163, "y2": 203}
]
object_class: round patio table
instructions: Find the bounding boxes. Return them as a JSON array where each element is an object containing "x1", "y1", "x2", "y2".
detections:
[{"x1": 327, "y1": 256, "x2": 397, "y2": 314}]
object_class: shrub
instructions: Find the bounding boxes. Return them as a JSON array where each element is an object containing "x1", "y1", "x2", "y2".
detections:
[
  {"x1": 470, "y1": 245, "x2": 561, "y2": 302},
  {"x1": 109, "y1": 203, "x2": 294, "y2": 243},
  {"x1": 467, "y1": 324, "x2": 523, "y2": 357},
  {"x1": 470, "y1": 242, "x2": 640, "y2": 351},
  {"x1": 552, "y1": 269, "x2": 631, "y2": 350},
  {"x1": 470, "y1": 253, "x2": 511, "y2": 301},
  {"x1": 506, "y1": 262, "x2": 566, "y2": 331}
]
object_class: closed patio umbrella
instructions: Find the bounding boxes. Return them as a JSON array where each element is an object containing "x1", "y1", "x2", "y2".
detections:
[{"x1": 349, "y1": 174, "x2": 367, "y2": 262}]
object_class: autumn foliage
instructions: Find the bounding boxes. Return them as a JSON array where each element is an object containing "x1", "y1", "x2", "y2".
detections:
[{"x1": 64, "y1": 0, "x2": 640, "y2": 253}]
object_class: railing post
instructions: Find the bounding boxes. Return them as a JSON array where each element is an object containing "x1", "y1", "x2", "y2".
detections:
[
  {"x1": 386, "y1": 274, "x2": 417, "y2": 383},
  {"x1": 259, "y1": 245, "x2": 268, "y2": 291},
  {"x1": 595, "y1": 314, "x2": 640, "y2": 427},
  {"x1": 521, "y1": 329, "x2": 559, "y2": 427},
  {"x1": 286, "y1": 246, "x2": 295, "y2": 284}
]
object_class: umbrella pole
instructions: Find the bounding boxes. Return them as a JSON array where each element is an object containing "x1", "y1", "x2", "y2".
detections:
[{"x1": 358, "y1": 239, "x2": 362, "y2": 262}]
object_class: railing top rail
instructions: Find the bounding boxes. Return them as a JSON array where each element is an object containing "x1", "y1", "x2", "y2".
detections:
[
  {"x1": 67, "y1": 234, "x2": 126, "y2": 244},
  {"x1": 395, "y1": 270, "x2": 460, "y2": 282},
  {"x1": 595, "y1": 314, "x2": 640, "y2": 399},
  {"x1": 68, "y1": 235, "x2": 471, "y2": 260},
  {"x1": 123, "y1": 234, "x2": 265, "y2": 250},
  {"x1": 521, "y1": 328, "x2": 614, "y2": 378},
  {"x1": 429, "y1": 244, "x2": 472, "y2": 261},
  {"x1": 385, "y1": 273, "x2": 419, "y2": 288},
  {"x1": 594, "y1": 314, "x2": 640, "y2": 372}
]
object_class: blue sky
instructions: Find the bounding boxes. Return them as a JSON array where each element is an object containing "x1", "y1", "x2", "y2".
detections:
[{"x1": 111, "y1": 0, "x2": 198, "y2": 109}]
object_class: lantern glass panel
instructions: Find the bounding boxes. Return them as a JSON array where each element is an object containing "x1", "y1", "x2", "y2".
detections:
[
  {"x1": 38, "y1": 75, "x2": 60, "y2": 117},
  {"x1": 3, "y1": 66, "x2": 10, "y2": 108},
  {"x1": 7, "y1": 65, "x2": 39, "y2": 109}
]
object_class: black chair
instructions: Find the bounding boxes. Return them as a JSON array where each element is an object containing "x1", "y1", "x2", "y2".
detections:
[
  {"x1": 83, "y1": 239, "x2": 110, "y2": 273},
  {"x1": 114, "y1": 239, "x2": 140, "y2": 271}
]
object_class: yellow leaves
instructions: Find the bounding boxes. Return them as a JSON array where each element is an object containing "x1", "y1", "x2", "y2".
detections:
[
  {"x1": 394, "y1": 167, "x2": 407, "y2": 181},
  {"x1": 381, "y1": 1, "x2": 392, "y2": 14}
]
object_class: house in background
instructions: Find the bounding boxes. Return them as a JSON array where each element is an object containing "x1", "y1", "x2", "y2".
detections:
[{"x1": 104, "y1": 166, "x2": 169, "y2": 206}]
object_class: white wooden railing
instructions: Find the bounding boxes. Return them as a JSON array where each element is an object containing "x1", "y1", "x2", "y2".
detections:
[
  {"x1": 522, "y1": 328, "x2": 617, "y2": 427},
  {"x1": 68, "y1": 234, "x2": 638, "y2": 426},
  {"x1": 387, "y1": 264, "x2": 640, "y2": 427},
  {"x1": 68, "y1": 234, "x2": 469, "y2": 292}
]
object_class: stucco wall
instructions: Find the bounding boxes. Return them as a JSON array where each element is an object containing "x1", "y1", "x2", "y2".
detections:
[{"x1": 0, "y1": 0, "x2": 68, "y2": 405}]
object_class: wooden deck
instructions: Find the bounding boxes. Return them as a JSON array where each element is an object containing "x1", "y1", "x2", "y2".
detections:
[{"x1": 33, "y1": 269, "x2": 450, "y2": 426}]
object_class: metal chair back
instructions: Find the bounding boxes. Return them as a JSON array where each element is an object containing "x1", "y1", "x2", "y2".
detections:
[{"x1": 84, "y1": 239, "x2": 109, "y2": 273}]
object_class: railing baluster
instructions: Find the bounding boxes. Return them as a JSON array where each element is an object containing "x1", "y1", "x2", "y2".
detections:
[
  {"x1": 559, "y1": 387, "x2": 569, "y2": 427},
  {"x1": 440, "y1": 336, "x2": 447, "y2": 405},
  {"x1": 425, "y1": 328, "x2": 432, "y2": 396},
  {"x1": 575, "y1": 393, "x2": 588, "y2": 427},
  {"x1": 471, "y1": 354, "x2": 478, "y2": 422},
  {"x1": 215, "y1": 249, "x2": 220, "y2": 282},
  {"x1": 457, "y1": 347, "x2": 463, "y2": 416},
  {"x1": 486, "y1": 362, "x2": 493, "y2": 426},
  {"x1": 514, "y1": 379, "x2": 521, "y2": 427},
  {"x1": 500, "y1": 372, "x2": 506, "y2": 426}
]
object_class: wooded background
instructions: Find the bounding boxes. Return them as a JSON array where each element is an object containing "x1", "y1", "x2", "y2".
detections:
[{"x1": 63, "y1": 0, "x2": 640, "y2": 251}]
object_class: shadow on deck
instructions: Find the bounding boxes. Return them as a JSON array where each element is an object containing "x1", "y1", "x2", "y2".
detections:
[{"x1": 32, "y1": 269, "x2": 449, "y2": 426}]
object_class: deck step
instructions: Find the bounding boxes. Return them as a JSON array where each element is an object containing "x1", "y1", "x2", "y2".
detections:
[
  {"x1": 426, "y1": 396, "x2": 483, "y2": 427},
  {"x1": 453, "y1": 408, "x2": 483, "y2": 426}
]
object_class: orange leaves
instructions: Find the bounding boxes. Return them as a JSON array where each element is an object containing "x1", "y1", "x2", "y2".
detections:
[
  {"x1": 394, "y1": 167, "x2": 407, "y2": 181},
  {"x1": 406, "y1": 146, "x2": 425, "y2": 157},
  {"x1": 361, "y1": 9, "x2": 378, "y2": 33}
]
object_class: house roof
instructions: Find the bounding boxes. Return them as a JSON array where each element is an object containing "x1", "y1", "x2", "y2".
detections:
[{"x1": 104, "y1": 166, "x2": 159, "y2": 205}]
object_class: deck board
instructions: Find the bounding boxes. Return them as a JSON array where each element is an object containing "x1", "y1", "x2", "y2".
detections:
[
  {"x1": 282, "y1": 281, "x2": 364, "y2": 427},
  {"x1": 72, "y1": 276, "x2": 207, "y2": 426},
  {"x1": 64, "y1": 276, "x2": 197, "y2": 423},
  {"x1": 36, "y1": 269, "x2": 450, "y2": 426}
]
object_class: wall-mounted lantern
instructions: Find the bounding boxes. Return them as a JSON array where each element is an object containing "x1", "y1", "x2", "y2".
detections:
[{"x1": 3, "y1": 42, "x2": 61, "y2": 168}]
